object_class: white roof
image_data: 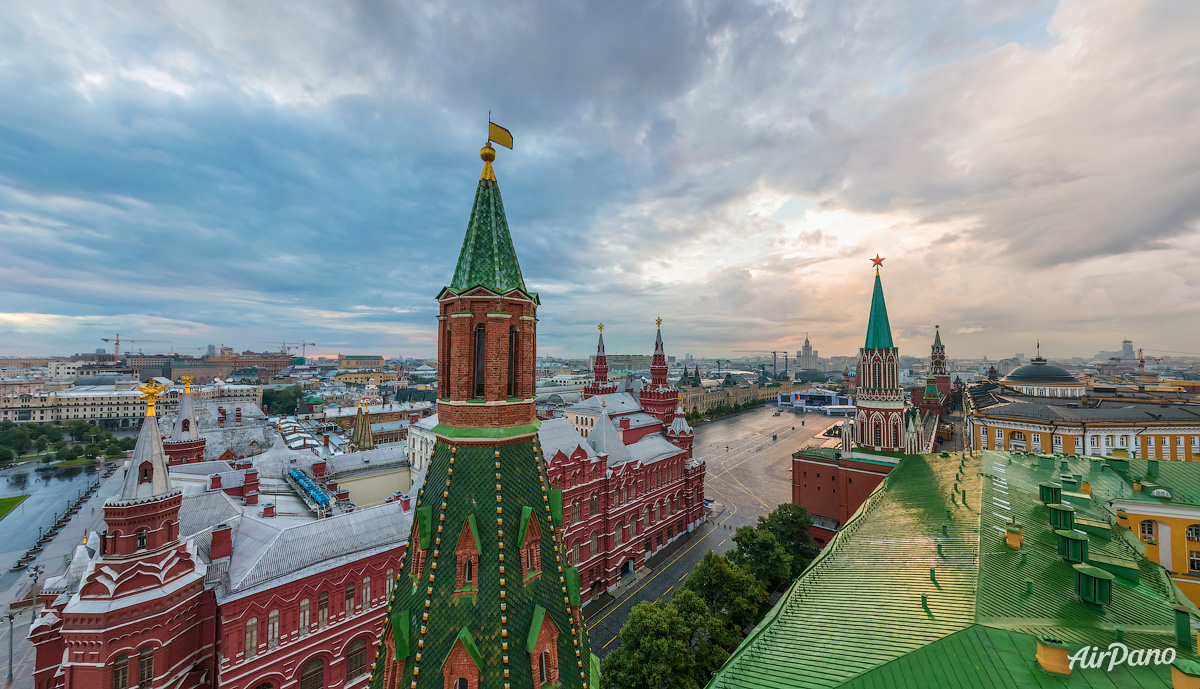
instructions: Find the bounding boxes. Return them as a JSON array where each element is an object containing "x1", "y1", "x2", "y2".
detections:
[{"x1": 566, "y1": 392, "x2": 642, "y2": 415}]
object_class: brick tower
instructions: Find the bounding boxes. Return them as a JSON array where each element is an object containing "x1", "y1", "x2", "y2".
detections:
[
  {"x1": 581, "y1": 324, "x2": 616, "y2": 400},
  {"x1": 31, "y1": 382, "x2": 215, "y2": 689},
  {"x1": 370, "y1": 140, "x2": 599, "y2": 689},
  {"x1": 853, "y1": 256, "x2": 906, "y2": 452},
  {"x1": 163, "y1": 374, "x2": 205, "y2": 465},
  {"x1": 638, "y1": 319, "x2": 679, "y2": 425},
  {"x1": 930, "y1": 326, "x2": 951, "y2": 395}
]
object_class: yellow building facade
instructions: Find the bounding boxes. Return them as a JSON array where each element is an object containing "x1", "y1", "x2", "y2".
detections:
[
  {"x1": 1113, "y1": 477, "x2": 1200, "y2": 607},
  {"x1": 968, "y1": 402, "x2": 1200, "y2": 460},
  {"x1": 332, "y1": 370, "x2": 401, "y2": 385}
]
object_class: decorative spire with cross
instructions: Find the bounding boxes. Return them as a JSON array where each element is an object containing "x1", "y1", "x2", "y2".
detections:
[
  {"x1": 181, "y1": 373, "x2": 194, "y2": 394},
  {"x1": 598, "y1": 323, "x2": 604, "y2": 333},
  {"x1": 656, "y1": 316, "x2": 663, "y2": 329}
]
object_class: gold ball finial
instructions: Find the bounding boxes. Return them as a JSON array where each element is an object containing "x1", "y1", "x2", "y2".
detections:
[
  {"x1": 480, "y1": 144, "x2": 496, "y2": 162},
  {"x1": 656, "y1": 317, "x2": 663, "y2": 329}
]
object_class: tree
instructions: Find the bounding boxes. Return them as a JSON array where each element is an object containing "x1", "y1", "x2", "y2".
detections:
[
  {"x1": 727, "y1": 526, "x2": 793, "y2": 592},
  {"x1": 758, "y1": 503, "x2": 820, "y2": 578},
  {"x1": 34, "y1": 437, "x2": 48, "y2": 455},
  {"x1": 0, "y1": 446, "x2": 14, "y2": 463},
  {"x1": 670, "y1": 589, "x2": 741, "y2": 679},
  {"x1": 600, "y1": 600, "x2": 699, "y2": 689},
  {"x1": 262, "y1": 386, "x2": 305, "y2": 415},
  {"x1": 65, "y1": 421, "x2": 90, "y2": 441},
  {"x1": 682, "y1": 551, "x2": 768, "y2": 629}
]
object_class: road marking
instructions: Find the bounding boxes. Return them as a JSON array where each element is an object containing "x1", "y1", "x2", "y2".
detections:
[
  {"x1": 664, "y1": 586, "x2": 673, "y2": 595},
  {"x1": 717, "y1": 539, "x2": 725, "y2": 547},
  {"x1": 678, "y1": 573, "x2": 687, "y2": 581},
  {"x1": 587, "y1": 484, "x2": 739, "y2": 628},
  {"x1": 603, "y1": 634, "x2": 618, "y2": 649}
]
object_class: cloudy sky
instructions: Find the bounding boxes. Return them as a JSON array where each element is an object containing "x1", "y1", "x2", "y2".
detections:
[{"x1": 2, "y1": 0, "x2": 1199, "y2": 362}]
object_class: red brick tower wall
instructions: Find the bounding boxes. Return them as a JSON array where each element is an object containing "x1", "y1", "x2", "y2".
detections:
[{"x1": 436, "y1": 292, "x2": 538, "y2": 429}]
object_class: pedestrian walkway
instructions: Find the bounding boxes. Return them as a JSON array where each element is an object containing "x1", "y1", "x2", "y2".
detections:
[{"x1": 1, "y1": 464, "x2": 128, "y2": 689}]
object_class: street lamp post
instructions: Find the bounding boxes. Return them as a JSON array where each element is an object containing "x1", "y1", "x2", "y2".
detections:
[{"x1": 7, "y1": 611, "x2": 15, "y2": 682}]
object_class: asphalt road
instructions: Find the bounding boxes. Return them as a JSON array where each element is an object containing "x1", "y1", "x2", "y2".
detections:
[{"x1": 584, "y1": 405, "x2": 840, "y2": 657}]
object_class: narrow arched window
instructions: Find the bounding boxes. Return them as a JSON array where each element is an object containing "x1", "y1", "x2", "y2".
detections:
[
  {"x1": 464, "y1": 559, "x2": 473, "y2": 585},
  {"x1": 138, "y1": 461, "x2": 153, "y2": 484},
  {"x1": 136, "y1": 529, "x2": 147, "y2": 550},
  {"x1": 346, "y1": 638, "x2": 368, "y2": 680},
  {"x1": 112, "y1": 654, "x2": 128, "y2": 689},
  {"x1": 473, "y1": 324, "x2": 486, "y2": 398},
  {"x1": 245, "y1": 617, "x2": 258, "y2": 659},
  {"x1": 539, "y1": 649, "x2": 550, "y2": 684},
  {"x1": 267, "y1": 609, "x2": 279, "y2": 649},
  {"x1": 508, "y1": 326, "x2": 518, "y2": 398},
  {"x1": 298, "y1": 598, "x2": 310, "y2": 636}
]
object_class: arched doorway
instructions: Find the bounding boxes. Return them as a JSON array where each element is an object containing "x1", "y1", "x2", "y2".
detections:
[{"x1": 620, "y1": 560, "x2": 633, "y2": 578}]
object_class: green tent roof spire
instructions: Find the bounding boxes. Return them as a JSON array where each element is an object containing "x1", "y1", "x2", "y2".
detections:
[
  {"x1": 449, "y1": 145, "x2": 528, "y2": 295},
  {"x1": 933, "y1": 325, "x2": 943, "y2": 347},
  {"x1": 864, "y1": 270, "x2": 895, "y2": 349}
]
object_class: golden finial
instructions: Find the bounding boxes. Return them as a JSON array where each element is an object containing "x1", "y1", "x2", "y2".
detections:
[
  {"x1": 598, "y1": 323, "x2": 604, "y2": 334},
  {"x1": 137, "y1": 381, "x2": 166, "y2": 417},
  {"x1": 181, "y1": 373, "x2": 194, "y2": 394},
  {"x1": 656, "y1": 317, "x2": 663, "y2": 329}
]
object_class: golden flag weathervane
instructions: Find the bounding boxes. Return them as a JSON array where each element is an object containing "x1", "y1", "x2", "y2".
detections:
[{"x1": 138, "y1": 381, "x2": 166, "y2": 417}]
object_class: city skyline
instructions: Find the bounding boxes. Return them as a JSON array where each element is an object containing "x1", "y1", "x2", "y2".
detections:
[{"x1": 2, "y1": 1, "x2": 1199, "y2": 359}]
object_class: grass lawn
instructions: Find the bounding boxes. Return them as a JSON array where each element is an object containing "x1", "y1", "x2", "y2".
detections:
[
  {"x1": 47, "y1": 456, "x2": 113, "y2": 468},
  {"x1": 0, "y1": 495, "x2": 28, "y2": 521}
]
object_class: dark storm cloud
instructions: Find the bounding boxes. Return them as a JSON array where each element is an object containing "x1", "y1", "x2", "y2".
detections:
[{"x1": 1, "y1": 0, "x2": 1198, "y2": 360}]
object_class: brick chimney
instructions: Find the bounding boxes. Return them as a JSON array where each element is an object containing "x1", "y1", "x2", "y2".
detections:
[
  {"x1": 409, "y1": 413, "x2": 419, "y2": 424},
  {"x1": 210, "y1": 522, "x2": 233, "y2": 560},
  {"x1": 235, "y1": 407, "x2": 242, "y2": 424},
  {"x1": 209, "y1": 474, "x2": 223, "y2": 490},
  {"x1": 619, "y1": 418, "x2": 630, "y2": 430},
  {"x1": 327, "y1": 481, "x2": 339, "y2": 491},
  {"x1": 263, "y1": 504, "x2": 276, "y2": 518},
  {"x1": 324, "y1": 434, "x2": 330, "y2": 447},
  {"x1": 246, "y1": 490, "x2": 259, "y2": 506},
  {"x1": 312, "y1": 460, "x2": 327, "y2": 477}
]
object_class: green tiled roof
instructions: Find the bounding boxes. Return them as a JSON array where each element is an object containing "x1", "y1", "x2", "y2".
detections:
[
  {"x1": 863, "y1": 273, "x2": 894, "y2": 350},
  {"x1": 841, "y1": 626, "x2": 1177, "y2": 688},
  {"x1": 370, "y1": 436, "x2": 594, "y2": 689},
  {"x1": 933, "y1": 327, "x2": 943, "y2": 347},
  {"x1": 707, "y1": 450, "x2": 1200, "y2": 689},
  {"x1": 447, "y1": 163, "x2": 534, "y2": 299}
]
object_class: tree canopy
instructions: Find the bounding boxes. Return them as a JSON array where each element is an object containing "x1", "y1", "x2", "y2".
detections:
[{"x1": 681, "y1": 551, "x2": 767, "y2": 629}]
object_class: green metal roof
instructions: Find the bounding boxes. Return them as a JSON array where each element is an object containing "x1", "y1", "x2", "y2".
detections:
[
  {"x1": 706, "y1": 450, "x2": 1200, "y2": 689},
  {"x1": 933, "y1": 327, "x2": 943, "y2": 348},
  {"x1": 370, "y1": 436, "x2": 594, "y2": 689},
  {"x1": 447, "y1": 163, "x2": 532, "y2": 297},
  {"x1": 863, "y1": 273, "x2": 894, "y2": 350}
]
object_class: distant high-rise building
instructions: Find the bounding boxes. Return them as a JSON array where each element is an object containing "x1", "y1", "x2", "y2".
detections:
[
  {"x1": 1122, "y1": 339, "x2": 1135, "y2": 359},
  {"x1": 798, "y1": 333, "x2": 819, "y2": 370},
  {"x1": 207, "y1": 343, "x2": 217, "y2": 356}
]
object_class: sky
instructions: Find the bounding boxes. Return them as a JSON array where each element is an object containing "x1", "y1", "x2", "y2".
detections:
[{"x1": 1, "y1": 0, "x2": 1199, "y2": 362}]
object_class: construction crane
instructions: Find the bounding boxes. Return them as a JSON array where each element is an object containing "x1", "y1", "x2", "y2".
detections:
[
  {"x1": 1108, "y1": 348, "x2": 1164, "y2": 378},
  {"x1": 734, "y1": 349, "x2": 780, "y2": 376},
  {"x1": 100, "y1": 334, "x2": 172, "y2": 359},
  {"x1": 262, "y1": 341, "x2": 318, "y2": 357}
]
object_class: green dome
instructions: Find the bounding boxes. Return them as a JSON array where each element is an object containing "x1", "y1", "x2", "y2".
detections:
[{"x1": 1001, "y1": 358, "x2": 1079, "y2": 385}]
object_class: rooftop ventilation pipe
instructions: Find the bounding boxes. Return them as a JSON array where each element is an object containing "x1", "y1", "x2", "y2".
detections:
[
  {"x1": 1048, "y1": 503, "x2": 1076, "y2": 531},
  {"x1": 1056, "y1": 530, "x2": 1088, "y2": 563}
]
